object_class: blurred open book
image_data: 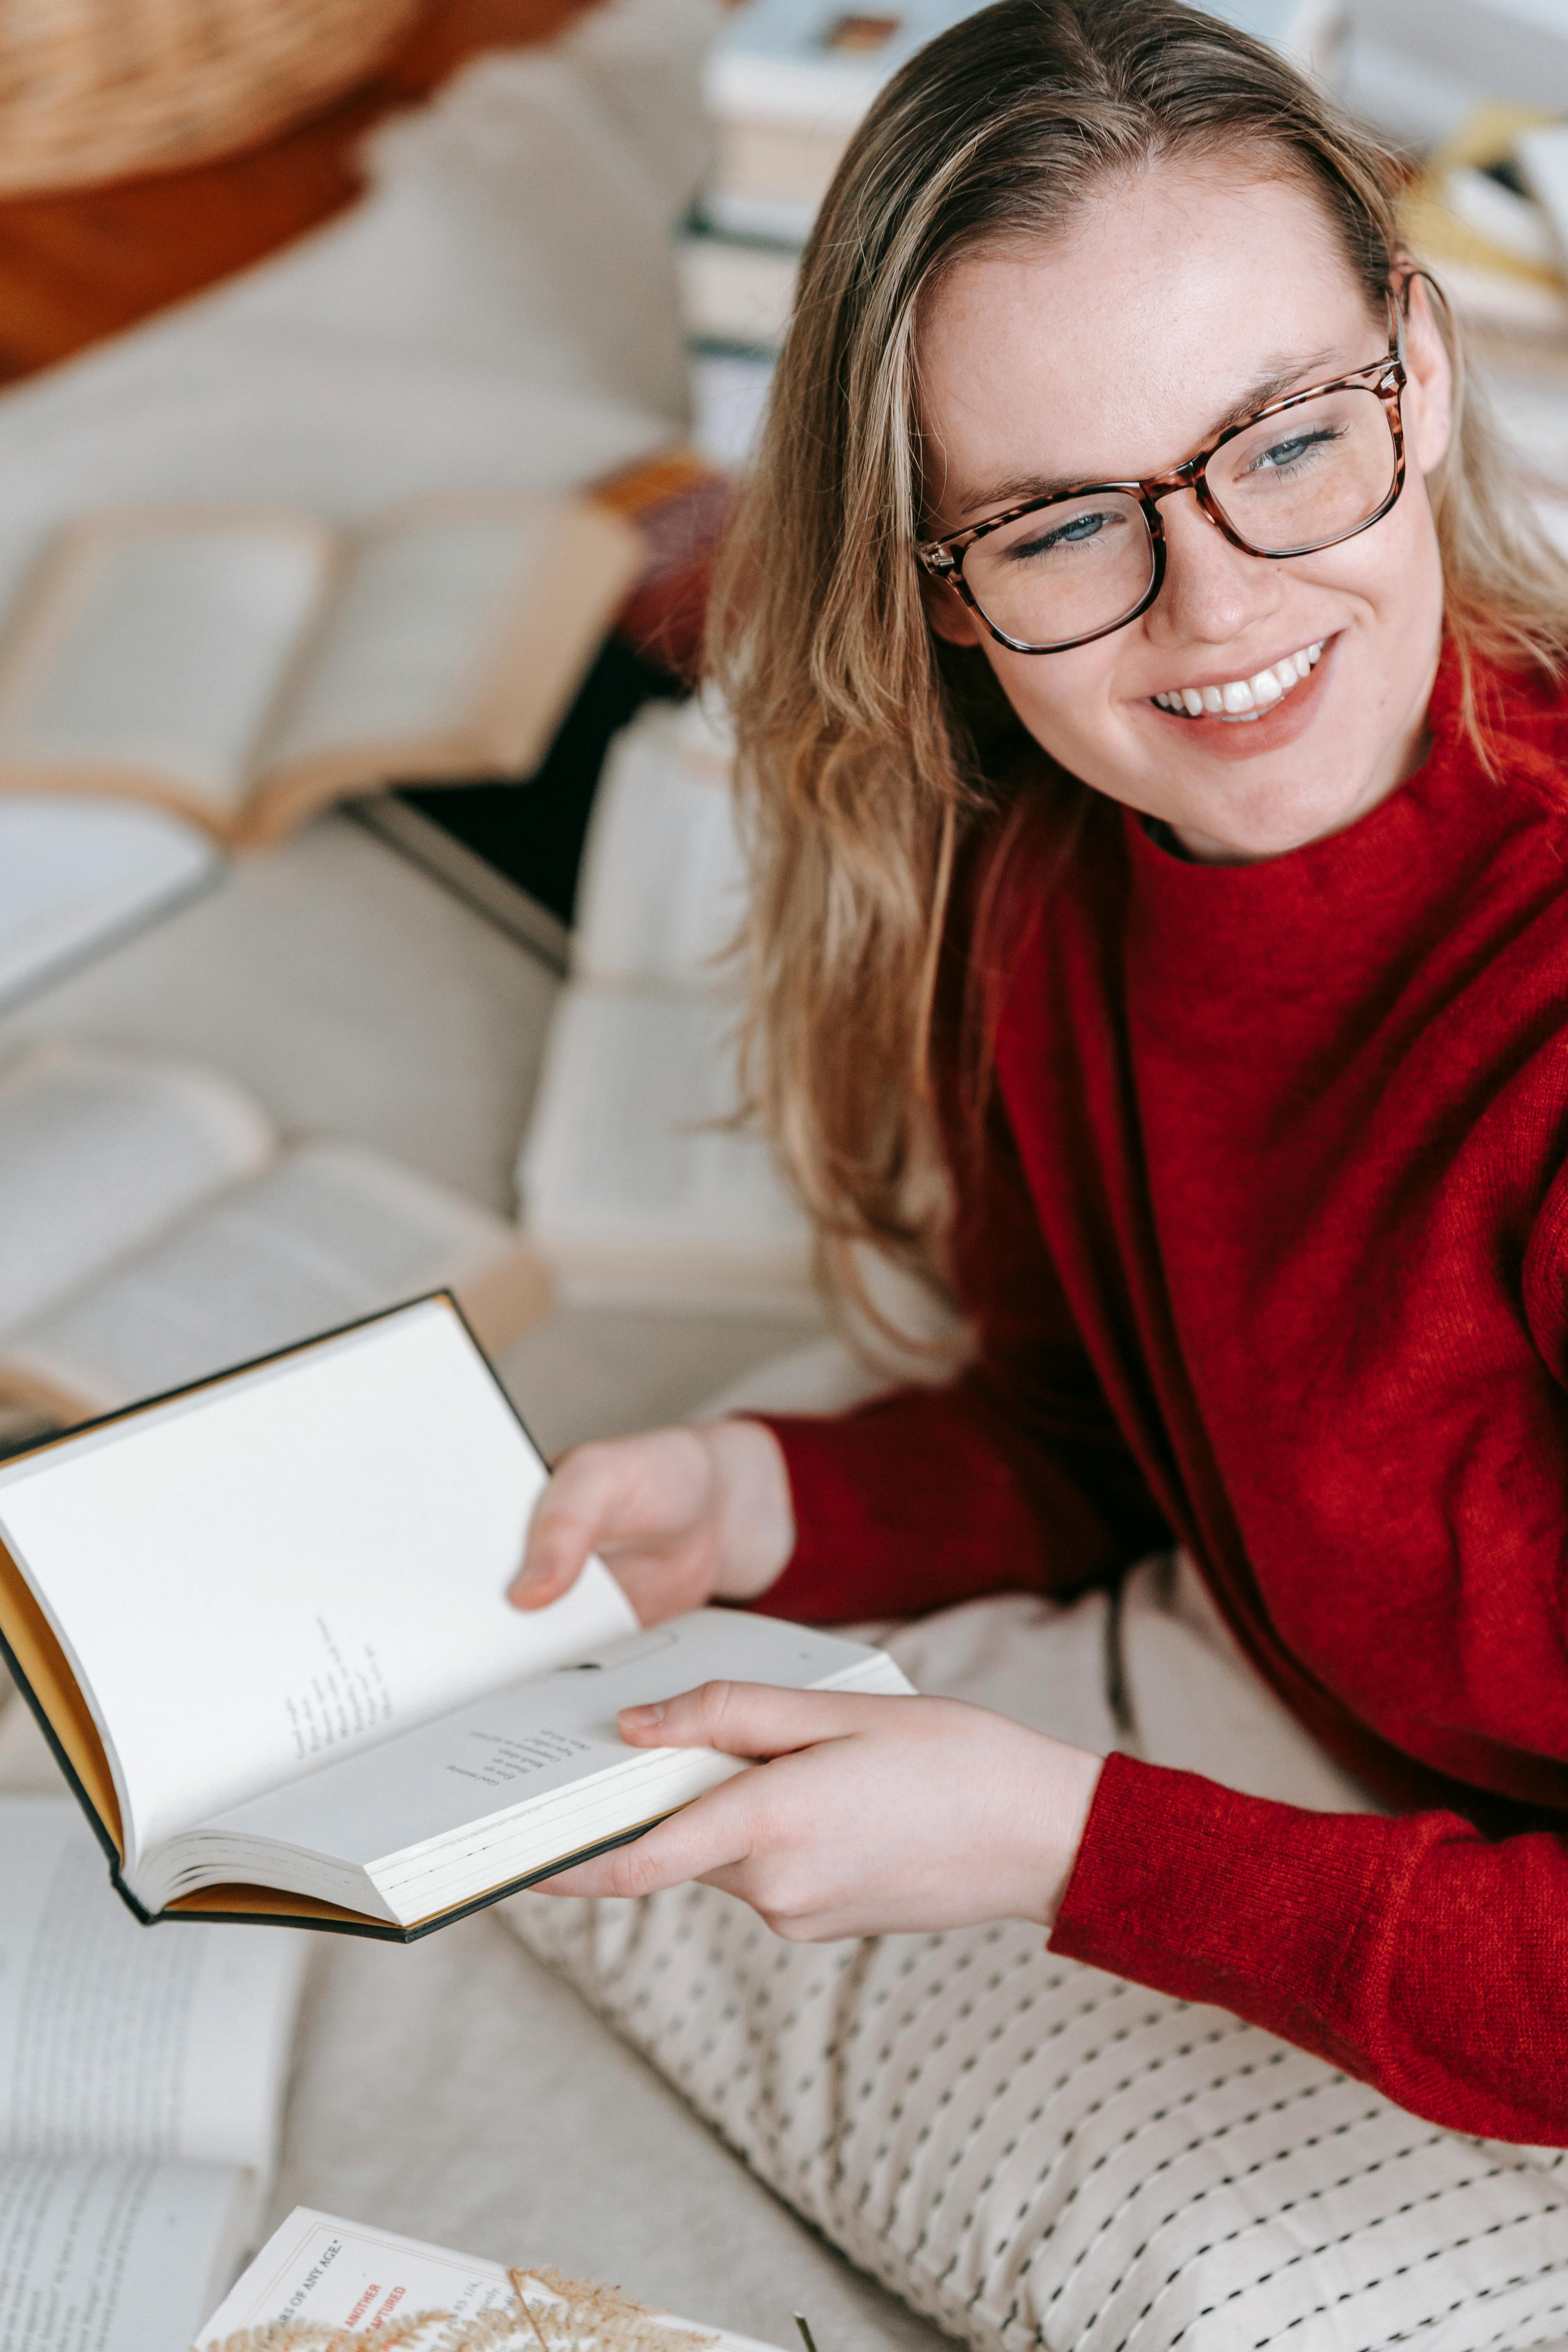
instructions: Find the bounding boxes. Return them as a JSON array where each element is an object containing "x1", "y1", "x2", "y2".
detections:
[
  {"x1": 0, "y1": 794, "x2": 220, "y2": 1016},
  {"x1": 0, "y1": 493, "x2": 639, "y2": 848},
  {"x1": 0, "y1": 1042, "x2": 545, "y2": 1444},
  {"x1": 0, "y1": 1793, "x2": 305, "y2": 2352}
]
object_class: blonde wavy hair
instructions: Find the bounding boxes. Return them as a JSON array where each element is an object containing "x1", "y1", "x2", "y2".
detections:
[{"x1": 708, "y1": 0, "x2": 1568, "y2": 1300}]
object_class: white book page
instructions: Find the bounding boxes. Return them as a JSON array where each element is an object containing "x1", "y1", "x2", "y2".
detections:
[
  {"x1": 258, "y1": 509, "x2": 551, "y2": 772},
  {"x1": 190, "y1": 1614, "x2": 908, "y2": 1887},
  {"x1": 0, "y1": 1301, "x2": 635, "y2": 1872},
  {"x1": 200, "y1": 2204, "x2": 788, "y2": 2351},
  {"x1": 199, "y1": 2207, "x2": 526, "y2": 2341},
  {"x1": 573, "y1": 698, "x2": 748, "y2": 989},
  {"x1": 2, "y1": 1138, "x2": 519, "y2": 1414},
  {"x1": 0, "y1": 2154, "x2": 249, "y2": 2352},
  {"x1": 0, "y1": 524, "x2": 327, "y2": 811},
  {"x1": 0, "y1": 1799, "x2": 306, "y2": 2174},
  {"x1": 519, "y1": 988, "x2": 810, "y2": 1270},
  {"x1": 0, "y1": 1045, "x2": 274, "y2": 1344},
  {"x1": 0, "y1": 799, "x2": 218, "y2": 1013}
]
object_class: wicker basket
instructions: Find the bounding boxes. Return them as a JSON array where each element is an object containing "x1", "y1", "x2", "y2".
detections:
[{"x1": 0, "y1": 0, "x2": 426, "y2": 195}]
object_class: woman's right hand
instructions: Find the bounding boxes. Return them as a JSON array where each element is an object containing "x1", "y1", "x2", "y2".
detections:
[{"x1": 506, "y1": 1417, "x2": 796, "y2": 1627}]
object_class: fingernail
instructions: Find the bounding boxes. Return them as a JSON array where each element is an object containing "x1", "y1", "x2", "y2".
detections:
[
  {"x1": 620, "y1": 1702, "x2": 665, "y2": 1730},
  {"x1": 508, "y1": 1572, "x2": 549, "y2": 1605}
]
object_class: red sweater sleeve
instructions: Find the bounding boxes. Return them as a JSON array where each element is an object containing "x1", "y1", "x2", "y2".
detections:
[
  {"x1": 1051, "y1": 1756, "x2": 1568, "y2": 2143},
  {"x1": 758, "y1": 1094, "x2": 1166, "y2": 1622}
]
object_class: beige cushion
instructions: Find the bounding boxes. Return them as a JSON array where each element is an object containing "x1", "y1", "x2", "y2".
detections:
[{"x1": 501, "y1": 1557, "x2": 1568, "y2": 2352}]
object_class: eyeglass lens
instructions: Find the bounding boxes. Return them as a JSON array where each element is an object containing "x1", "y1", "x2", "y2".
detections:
[{"x1": 960, "y1": 383, "x2": 1397, "y2": 650}]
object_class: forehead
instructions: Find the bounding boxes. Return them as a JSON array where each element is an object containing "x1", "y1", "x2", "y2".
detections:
[{"x1": 916, "y1": 156, "x2": 1371, "y2": 519}]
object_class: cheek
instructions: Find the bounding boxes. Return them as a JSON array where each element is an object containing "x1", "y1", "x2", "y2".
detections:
[
  {"x1": 978, "y1": 640, "x2": 1128, "y2": 751},
  {"x1": 1306, "y1": 475, "x2": 1445, "y2": 649}
]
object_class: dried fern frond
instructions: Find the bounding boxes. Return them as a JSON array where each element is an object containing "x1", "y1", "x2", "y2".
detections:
[
  {"x1": 203, "y1": 2258, "x2": 725, "y2": 2352},
  {"x1": 512, "y1": 2272, "x2": 705, "y2": 2352},
  {"x1": 432, "y1": 2310, "x2": 539, "y2": 2352},
  {"x1": 510, "y1": 2267, "x2": 718, "y2": 2352},
  {"x1": 205, "y1": 2314, "x2": 495, "y2": 2351}
]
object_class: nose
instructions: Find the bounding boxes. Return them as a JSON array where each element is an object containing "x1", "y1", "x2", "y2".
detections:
[{"x1": 1145, "y1": 483, "x2": 1284, "y2": 648}]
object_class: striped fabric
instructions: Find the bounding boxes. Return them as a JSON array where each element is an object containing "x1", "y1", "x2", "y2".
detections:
[{"x1": 503, "y1": 1571, "x2": 1568, "y2": 2352}]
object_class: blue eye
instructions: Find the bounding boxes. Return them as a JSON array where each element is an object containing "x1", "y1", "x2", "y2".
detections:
[
  {"x1": 1249, "y1": 425, "x2": 1342, "y2": 475},
  {"x1": 1007, "y1": 509, "x2": 1120, "y2": 562}
]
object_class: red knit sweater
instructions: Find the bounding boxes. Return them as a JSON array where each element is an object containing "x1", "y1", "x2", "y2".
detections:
[{"x1": 759, "y1": 648, "x2": 1568, "y2": 2144}]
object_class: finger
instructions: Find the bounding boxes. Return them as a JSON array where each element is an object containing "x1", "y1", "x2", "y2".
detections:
[
  {"x1": 509, "y1": 1433, "x2": 706, "y2": 1608},
  {"x1": 597, "y1": 1557, "x2": 691, "y2": 1627},
  {"x1": 617, "y1": 1678, "x2": 897, "y2": 1756},
  {"x1": 508, "y1": 1444, "x2": 635, "y2": 1606},
  {"x1": 535, "y1": 1777, "x2": 759, "y2": 1898}
]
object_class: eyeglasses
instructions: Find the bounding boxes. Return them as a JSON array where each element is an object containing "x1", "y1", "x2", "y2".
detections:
[{"x1": 915, "y1": 288, "x2": 1410, "y2": 656}]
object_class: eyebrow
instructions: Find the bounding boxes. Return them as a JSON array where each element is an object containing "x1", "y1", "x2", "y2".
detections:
[{"x1": 946, "y1": 348, "x2": 1344, "y2": 522}]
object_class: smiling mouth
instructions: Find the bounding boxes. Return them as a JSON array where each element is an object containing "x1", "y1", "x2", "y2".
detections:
[{"x1": 1151, "y1": 639, "x2": 1325, "y2": 722}]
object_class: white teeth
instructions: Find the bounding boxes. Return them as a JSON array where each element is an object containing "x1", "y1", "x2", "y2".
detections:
[{"x1": 1151, "y1": 639, "x2": 1328, "y2": 719}]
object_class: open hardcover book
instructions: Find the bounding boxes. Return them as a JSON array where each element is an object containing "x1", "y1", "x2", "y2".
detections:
[
  {"x1": 518, "y1": 693, "x2": 815, "y2": 1312},
  {"x1": 0, "y1": 494, "x2": 640, "y2": 846},
  {"x1": 0, "y1": 796, "x2": 219, "y2": 1015},
  {"x1": 0, "y1": 1791, "x2": 305, "y2": 2349},
  {"x1": 200, "y1": 2205, "x2": 787, "y2": 2350},
  {"x1": 0, "y1": 1042, "x2": 545, "y2": 1450},
  {"x1": 0, "y1": 1294, "x2": 909, "y2": 1939}
]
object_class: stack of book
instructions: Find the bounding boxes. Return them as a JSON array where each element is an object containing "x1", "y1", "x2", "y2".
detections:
[
  {"x1": 517, "y1": 690, "x2": 819, "y2": 1315},
  {"x1": 679, "y1": 0, "x2": 1349, "y2": 468},
  {"x1": 1401, "y1": 102, "x2": 1568, "y2": 337},
  {"x1": 512, "y1": 686, "x2": 968, "y2": 1356},
  {"x1": 679, "y1": 0, "x2": 981, "y2": 465},
  {"x1": 1348, "y1": 0, "x2": 1568, "y2": 150}
]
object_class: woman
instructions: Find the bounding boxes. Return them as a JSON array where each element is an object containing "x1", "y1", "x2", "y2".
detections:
[{"x1": 510, "y1": 0, "x2": 1568, "y2": 2203}]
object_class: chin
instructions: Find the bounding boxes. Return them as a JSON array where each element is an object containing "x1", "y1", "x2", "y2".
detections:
[{"x1": 1176, "y1": 785, "x2": 1374, "y2": 862}]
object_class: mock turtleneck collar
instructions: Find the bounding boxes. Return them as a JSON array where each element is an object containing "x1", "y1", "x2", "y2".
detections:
[{"x1": 1111, "y1": 641, "x2": 1568, "y2": 1022}]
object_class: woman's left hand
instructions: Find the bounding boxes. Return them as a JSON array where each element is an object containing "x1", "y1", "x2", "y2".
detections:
[{"x1": 537, "y1": 1682, "x2": 1104, "y2": 1938}]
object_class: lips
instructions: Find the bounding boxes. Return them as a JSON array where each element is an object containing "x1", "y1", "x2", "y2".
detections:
[{"x1": 1151, "y1": 640, "x2": 1325, "y2": 722}]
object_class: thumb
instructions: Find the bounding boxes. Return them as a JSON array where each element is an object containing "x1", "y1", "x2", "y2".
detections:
[{"x1": 618, "y1": 1678, "x2": 887, "y2": 1757}]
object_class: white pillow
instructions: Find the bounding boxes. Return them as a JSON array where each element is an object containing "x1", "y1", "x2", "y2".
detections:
[{"x1": 504, "y1": 1575, "x2": 1568, "y2": 2352}]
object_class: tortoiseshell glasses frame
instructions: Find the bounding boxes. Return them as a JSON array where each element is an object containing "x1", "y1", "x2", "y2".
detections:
[{"x1": 914, "y1": 285, "x2": 1413, "y2": 656}]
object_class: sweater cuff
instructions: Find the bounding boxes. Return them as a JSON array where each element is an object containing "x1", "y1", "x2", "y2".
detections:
[
  {"x1": 747, "y1": 1391, "x2": 1100, "y2": 1624},
  {"x1": 1049, "y1": 1751, "x2": 1395, "y2": 2075},
  {"x1": 748, "y1": 1383, "x2": 1081, "y2": 1628},
  {"x1": 754, "y1": 1405, "x2": 1036, "y2": 1622}
]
